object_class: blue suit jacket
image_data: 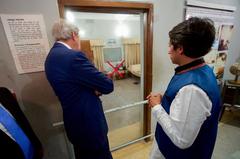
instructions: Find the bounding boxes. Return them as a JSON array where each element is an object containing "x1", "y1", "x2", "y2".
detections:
[{"x1": 45, "y1": 43, "x2": 113, "y2": 151}]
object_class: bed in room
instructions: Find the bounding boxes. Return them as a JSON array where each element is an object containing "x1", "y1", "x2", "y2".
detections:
[{"x1": 128, "y1": 64, "x2": 141, "y2": 77}]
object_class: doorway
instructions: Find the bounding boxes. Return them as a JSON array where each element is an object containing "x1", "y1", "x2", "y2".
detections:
[{"x1": 57, "y1": 0, "x2": 153, "y2": 157}]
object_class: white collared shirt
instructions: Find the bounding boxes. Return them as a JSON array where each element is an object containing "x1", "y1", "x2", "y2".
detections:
[
  {"x1": 57, "y1": 41, "x2": 72, "y2": 49},
  {"x1": 151, "y1": 84, "x2": 212, "y2": 157}
]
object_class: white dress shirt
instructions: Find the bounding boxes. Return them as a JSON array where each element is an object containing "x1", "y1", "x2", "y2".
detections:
[
  {"x1": 57, "y1": 41, "x2": 72, "y2": 49},
  {"x1": 150, "y1": 84, "x2": 212, "y2": 159}
]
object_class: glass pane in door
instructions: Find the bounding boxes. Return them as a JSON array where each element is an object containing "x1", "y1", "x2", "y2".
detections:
[{"x1": 66, "y1": 11, "x2": 144, "y2": 149}]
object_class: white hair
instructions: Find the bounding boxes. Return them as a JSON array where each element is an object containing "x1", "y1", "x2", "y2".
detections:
[{"x1": 52, "y1": 19, "x2": 79, "y2": 41}]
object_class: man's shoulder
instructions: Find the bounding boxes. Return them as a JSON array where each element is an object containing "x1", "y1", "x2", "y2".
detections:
[
  {"x1": 49, "y1": 45, "x2": 78, "y2": 58},
  {"x1": 47, "y1": 44, "x2": 88, "y2": 65},
  {"x1": 70, "y1": 50, "x2": 89, "y2": 61},
  {"x1": 51, "y1": 43, "x2": 71, "y2": 52}
]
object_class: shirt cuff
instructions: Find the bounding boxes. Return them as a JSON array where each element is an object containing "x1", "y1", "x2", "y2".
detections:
[{"x1": 152, "y1": 104, "x2": 165, "y2": 118}]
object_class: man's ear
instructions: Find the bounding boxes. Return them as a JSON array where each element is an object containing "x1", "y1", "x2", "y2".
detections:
[
  {"x1": 178, "y1": 46, "x2": 184, "y2": 55},
  {"x1": 72, "y1": 32, "x2": 78, "y2": 41}
]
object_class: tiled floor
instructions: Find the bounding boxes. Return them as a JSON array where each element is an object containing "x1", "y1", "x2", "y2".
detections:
[
  {"x1": 108, "y1": 122, "x2": 143, "y2": 149},
  {"x1": 112, "y1": 140, "x2": 152, "y2": 159},
  {"x1": 102, "y1": 77, "x2": 143, "y2": 146},
  {"x1": 213, "y1": 107, "x2": 240, "y2": 159}
]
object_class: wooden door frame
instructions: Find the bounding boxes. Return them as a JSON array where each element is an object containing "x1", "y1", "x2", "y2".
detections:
[{"x1": 58, "y1": 0, "x2": 153, "y2": 140}]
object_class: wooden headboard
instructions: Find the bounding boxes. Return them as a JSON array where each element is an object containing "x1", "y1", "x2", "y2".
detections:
[{"x1": 80, "y1": 40, "x2": 94, "y2": 63}]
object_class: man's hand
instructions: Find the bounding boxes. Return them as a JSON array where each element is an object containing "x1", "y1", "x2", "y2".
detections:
[
  {"x1": 95, "y1": 90, "x2": 102, "y2": 96},
  {"x1": 147, "y1": 93, "x2": 162, "y2": 108}
]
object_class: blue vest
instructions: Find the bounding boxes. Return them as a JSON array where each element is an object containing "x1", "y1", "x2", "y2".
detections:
[{"x1": 155, "y1": 65, "x2": 221, "y2": 159}]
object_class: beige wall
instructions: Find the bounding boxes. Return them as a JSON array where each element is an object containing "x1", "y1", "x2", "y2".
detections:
[{"x1": 0, "y1": 0, "x2": 72, "y2": 159}]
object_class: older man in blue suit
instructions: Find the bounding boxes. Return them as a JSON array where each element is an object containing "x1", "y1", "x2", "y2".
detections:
[{"x1": 45, "y1": 20, "x2": 114, "y2": 159}]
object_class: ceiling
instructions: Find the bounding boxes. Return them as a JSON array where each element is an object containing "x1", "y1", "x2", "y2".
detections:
[{"x1": 66, "y1": 11, "x2": 140, "y2": 21}]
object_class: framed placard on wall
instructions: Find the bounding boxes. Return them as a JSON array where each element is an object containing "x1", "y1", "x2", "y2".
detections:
[
  {"x1": 0, "y1": 14, "x2": 50, "y2": 74},
  {"x1": 185, "y1": 0, "x2": 236, "y2": 80}
]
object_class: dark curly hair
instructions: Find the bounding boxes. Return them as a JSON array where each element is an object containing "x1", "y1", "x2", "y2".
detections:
[{"x1": 169, "y1": 17, "x2": 215, "y2": 58}]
